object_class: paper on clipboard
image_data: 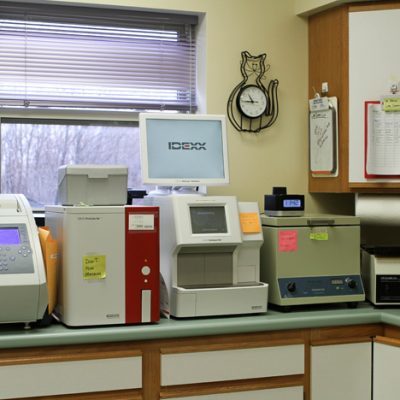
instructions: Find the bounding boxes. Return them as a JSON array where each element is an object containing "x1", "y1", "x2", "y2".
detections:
[
  {"x1": 309, "y1": 96, "x2": 338, "y2": 177},
  {"x1": 365, "y1": 100, "x2": 400, "y2": 178}
]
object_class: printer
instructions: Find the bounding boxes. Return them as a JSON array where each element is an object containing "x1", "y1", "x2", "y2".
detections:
[
  {"x1": 357, "y1": 194, "x2": 400, "y2": 306},
  {"x1": 146, "y1": 194, "x2": 268, "y2": 318},
  {"x1": 0, "y1": 194, "x2": 48, "y2": 327}
]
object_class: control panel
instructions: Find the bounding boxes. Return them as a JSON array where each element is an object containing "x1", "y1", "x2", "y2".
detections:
[
  {"x1": 278, "y1": 275, "x2": 364, "y2": 298},
  {"x1": 0, "y1": 224, "x2": 34, "y2": 274}
]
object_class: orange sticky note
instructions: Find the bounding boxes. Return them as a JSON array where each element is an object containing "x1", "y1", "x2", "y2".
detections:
[{"x1": 239, "y1": 212, "x2": 261, "y2": 234}]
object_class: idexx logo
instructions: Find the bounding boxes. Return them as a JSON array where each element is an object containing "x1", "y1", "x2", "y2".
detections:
[{"x1": 168, "y1": 142, "x2": 207, "y2": 150}]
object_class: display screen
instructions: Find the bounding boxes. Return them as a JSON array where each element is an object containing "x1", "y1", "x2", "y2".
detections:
[
  {"x1": 190, "y1": 206, "x2": 227, "y2": 234},
  {"x1": 0, "y1": 228, "x2": 20, "y2": 245},
  {"x1": 145, "y1": 118, "x2": 226, "y2": 183},
  {"x1": 283, "y1": 199, "x2": 302, "y2": 208}
]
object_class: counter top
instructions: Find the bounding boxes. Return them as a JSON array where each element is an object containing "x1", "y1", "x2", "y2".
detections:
[{"x1": 2, "y1": 303, "x2": 400, "y2": 350}]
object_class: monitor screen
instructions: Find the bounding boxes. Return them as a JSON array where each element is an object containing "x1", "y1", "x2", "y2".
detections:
[
  {"x1": 139, "y1": 113, "x2": 229, "y2": 186},
  {"x1": 190, "y1": 206, "x2": 228, "y2": 234}
]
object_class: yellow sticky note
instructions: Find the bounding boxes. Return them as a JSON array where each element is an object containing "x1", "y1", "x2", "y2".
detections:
[
  {"x1": 310, "y1": 232, "x2": 329, "y2": 241},
  {"x1": 383, "y1": 97, "x2": 400, "y2": 112},
  {"x1": 240, "y1": 212, "x2": 261, "y2": 234},
  {"x1": 82, "y1": 255, "x2": 106, "y2": 280}
]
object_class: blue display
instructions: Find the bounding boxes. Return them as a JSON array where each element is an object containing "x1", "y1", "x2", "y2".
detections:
[
  {"x1": 283, "y1": 199, "x2": 302, "y2": 208},
  {"x1": 0, "y1": 228, "x2": 20, "y2": 245}
]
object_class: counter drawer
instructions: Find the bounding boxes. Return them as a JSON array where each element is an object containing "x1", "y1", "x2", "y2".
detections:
[
  {"x1": 161, "y1": 344, "x2": 304, "y2": 386},
  {"x1": 165, "y1": 386, "x2": 303, "y2": 400},
  {"x1": 0, "y1": 356, "x2": 142, "y2": 399}
]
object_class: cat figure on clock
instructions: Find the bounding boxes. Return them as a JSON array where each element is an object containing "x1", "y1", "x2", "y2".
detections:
[{"x1": 227, "y1": 51, "x2": 279, "y2": 133}]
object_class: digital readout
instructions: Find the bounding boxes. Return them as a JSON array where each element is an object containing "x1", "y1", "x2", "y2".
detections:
[
  {"x1": 331, "y1": 279, "x2": 344, "y2": 285},
  {"x1": 283, "y1": 199, "x2": 302, "y2": 208}
]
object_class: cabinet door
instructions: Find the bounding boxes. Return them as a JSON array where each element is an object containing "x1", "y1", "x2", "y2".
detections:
[
  {"x1": 166, "y1": 386, "x2": 303, "y2": 400},
  {"x1": 0, "y1": 356, "x2": 142, "y2": 399},
  {"x1": 311, "y1": 342, "x2": 371, "y2": 400},
  {"x1": 161, "y1": 344, "x2": 304, "y2": 386},
  {"x1": 374, "y1": 340, "x2": 400, "y2": 399}
]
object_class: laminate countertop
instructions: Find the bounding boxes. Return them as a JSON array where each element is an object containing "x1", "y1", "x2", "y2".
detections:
[{"x1": 1, "y1": 302, "x2": 399, "y2": 349}]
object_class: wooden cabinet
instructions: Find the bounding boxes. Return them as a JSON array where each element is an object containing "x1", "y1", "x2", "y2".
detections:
[
  {"x1": 309, "y1": 324, "x2": 381, "y2": 400},
  {"x1": 373, "y1": 338, "x2": 400, "y2": 400},
  {"x1": 159, "y1": 331, "x2": 305, "y2": 399},
  {"x1": 0, "y1": 323, "x2": 391, "y2": 400},
  {"x1": 308, "y1": 1, "x2": 400, "y2": 193},
  {"x1": 311, "y1": 342, "x2": 371, "y2": 400},
  {"x1": 0, "y1": 343, "x2": 143, "y2": 400},
  {"x1": 165, "y1": 387, "x2": 303, "y2": 400}
]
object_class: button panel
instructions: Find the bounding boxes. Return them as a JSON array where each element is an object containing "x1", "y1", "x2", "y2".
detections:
[{"x1": 0, "y1": 224, "x2": 34, "y2": 274}]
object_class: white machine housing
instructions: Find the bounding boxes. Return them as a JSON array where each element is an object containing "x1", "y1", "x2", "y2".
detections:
[
  {"x1": 45, "y1": 205, "x2": 160, "y2": 327},
  {"x1": 149, "y1": 195, "x2": 268, "y2": 318},
  {"x1": 0, "y1": 194, "x2": 48, "y2": 325},
  {"x1": 361, "y1": 248, "x2": 400, "y2": 306},
  {"x1": 46, "y1": 206, "x2": 125, "y2": 326}
]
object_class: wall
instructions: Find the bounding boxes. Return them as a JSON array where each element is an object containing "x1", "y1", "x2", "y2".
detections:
[
  {"x1": 294, "y1": 0, "x2": 375, "y2": 16},
  {"x1": 44, "y1": 0, "x2": 352, "y2": 214}
]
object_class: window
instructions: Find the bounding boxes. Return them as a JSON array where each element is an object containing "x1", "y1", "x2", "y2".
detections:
[
  {"x1": 0, "y1": 1, "x2": 197, "y2": 111},
  {"x1": 1, "y1": 118, "x2": 141, "y2": 206},
  {"x1": 0, "y1": 2, "x2": 198, "y2": 205}
]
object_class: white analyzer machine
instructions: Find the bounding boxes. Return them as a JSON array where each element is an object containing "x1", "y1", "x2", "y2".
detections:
[
  {"x1": 149, "y1": 195, "x2": 269, "y2": 318},
  {"x1": 0, "y1": 194, "x2": 48, "y2": 326}
]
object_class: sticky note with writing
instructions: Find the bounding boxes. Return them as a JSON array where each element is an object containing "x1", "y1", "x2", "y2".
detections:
[
  {"x1": 82, "y1": 255, "x2": 106, "y2": 280},
  {"x1": 278, "y1": 230, "x2": 298, "y2": 252},
  {"x1": 239, "y1": 212, "x2": 261, "y2": 234}
]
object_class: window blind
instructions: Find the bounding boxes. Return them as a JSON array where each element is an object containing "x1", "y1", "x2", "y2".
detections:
[{"x1": 0, "y1": 2, "x2": 197, "y2": 111}]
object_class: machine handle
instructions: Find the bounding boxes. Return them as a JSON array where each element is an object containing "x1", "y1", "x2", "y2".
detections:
[{"x1": 307, "y1": 219, "x2": 335, "y2": 226}]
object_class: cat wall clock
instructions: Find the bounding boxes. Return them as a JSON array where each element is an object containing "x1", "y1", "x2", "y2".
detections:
[{"x1": 227, "y1": 51, "x2": 279, "y2": 133}]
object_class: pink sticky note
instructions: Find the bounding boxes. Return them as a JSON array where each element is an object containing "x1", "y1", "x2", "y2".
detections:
[{"x1": 278, "y1": 230, "x2": 298, "y2": 252}]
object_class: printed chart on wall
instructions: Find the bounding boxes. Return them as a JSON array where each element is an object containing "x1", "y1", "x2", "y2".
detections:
[
  {"x1": 365, "y1": 101, "x2": 400, "y2": 178},
  {"x1": 309, "y1": 96, "x2": 338, "y2": 177}
]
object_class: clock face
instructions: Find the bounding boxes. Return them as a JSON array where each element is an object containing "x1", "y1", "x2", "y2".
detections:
[{"x1": 237, "y1": 85, "x2": 267, "y2": 119}]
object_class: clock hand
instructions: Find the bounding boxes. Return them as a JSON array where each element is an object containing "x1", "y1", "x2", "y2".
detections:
[{"x1": 248, "y1": 95, "x2": 255, "y2": 103}]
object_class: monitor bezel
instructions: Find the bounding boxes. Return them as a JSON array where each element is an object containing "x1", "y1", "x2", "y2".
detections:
[{"x1": 139, "y1": 113, "x2": 230, "y2": 187}]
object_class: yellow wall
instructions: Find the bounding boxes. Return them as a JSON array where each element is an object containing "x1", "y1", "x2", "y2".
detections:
[{"x1": 46, "y1": 0, "x2": 353, "y2": 214}]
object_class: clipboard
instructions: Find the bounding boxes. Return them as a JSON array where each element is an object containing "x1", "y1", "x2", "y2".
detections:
[
  {"x1": 309, "y1": 96, "x2": 338, "y2": 176},
  {"x1": 364, "y1": 100, "x2": 400, "y2": 178}
]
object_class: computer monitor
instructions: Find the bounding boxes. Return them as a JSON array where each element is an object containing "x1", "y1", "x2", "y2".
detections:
[{"x1": 139, "y1": 113, "x2": 229, "y2": 188}]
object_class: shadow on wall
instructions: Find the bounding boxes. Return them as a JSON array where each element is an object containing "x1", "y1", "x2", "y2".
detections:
[{"x1": 308, "y1": 193, "x2": 356, "y2": 215}]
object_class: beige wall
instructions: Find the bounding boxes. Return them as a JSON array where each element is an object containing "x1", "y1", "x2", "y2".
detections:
[{"x1": 45, "y1": 0, "x2": 353, "y2": 214}]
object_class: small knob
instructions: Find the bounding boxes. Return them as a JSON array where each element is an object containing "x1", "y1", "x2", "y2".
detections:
[
  {"x1": 346, "y1": 278, "x2": 357, "y2": 289},
  {"x1": 287, "y1": 282, "x2": 296, "y2": 293}
]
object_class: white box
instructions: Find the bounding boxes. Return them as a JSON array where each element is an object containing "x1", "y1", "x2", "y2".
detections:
[{"x1": 57, "y1": 165, "x2": 128, "y2": 206}]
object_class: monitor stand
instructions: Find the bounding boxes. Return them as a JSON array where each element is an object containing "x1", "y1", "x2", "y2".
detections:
[
  {"x1": 147, "y1": 186, "x2": 172, "y2": 196},
  {"x1": 147, "y1": 186, "x2": 204, "y2": 197},
  {"x1": 172, "y1": 186, "x2": 204, "y2": 196}
]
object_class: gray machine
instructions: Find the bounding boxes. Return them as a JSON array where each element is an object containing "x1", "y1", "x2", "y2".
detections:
[{"x1": 260, "y1": 214, "x2": 365, "y2": 307}]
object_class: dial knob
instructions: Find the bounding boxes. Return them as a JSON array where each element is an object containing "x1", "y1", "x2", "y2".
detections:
[
  {"x1": 346, "y1": 278, "x2": 357, "y2": 289},
  {"x1": 287, "y1": 282, "x2": 296, "y2": 293}
]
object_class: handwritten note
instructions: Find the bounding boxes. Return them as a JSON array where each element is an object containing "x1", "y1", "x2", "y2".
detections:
[
  {"x1": 383, "y1": 97, "x2": 400, "y2": 112},
  {"x1": 309, "y1": 108, "x2": 336, "y2": 174},
  {"x1": 239, "y1": 212, "x2": 261, "y2": 234},
  {"x1": 82, "y1": 255, "x2": 106, "y2": 280},
  {"x1": 278, "y1": 230, "x2": 298, "y2": 252}
]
